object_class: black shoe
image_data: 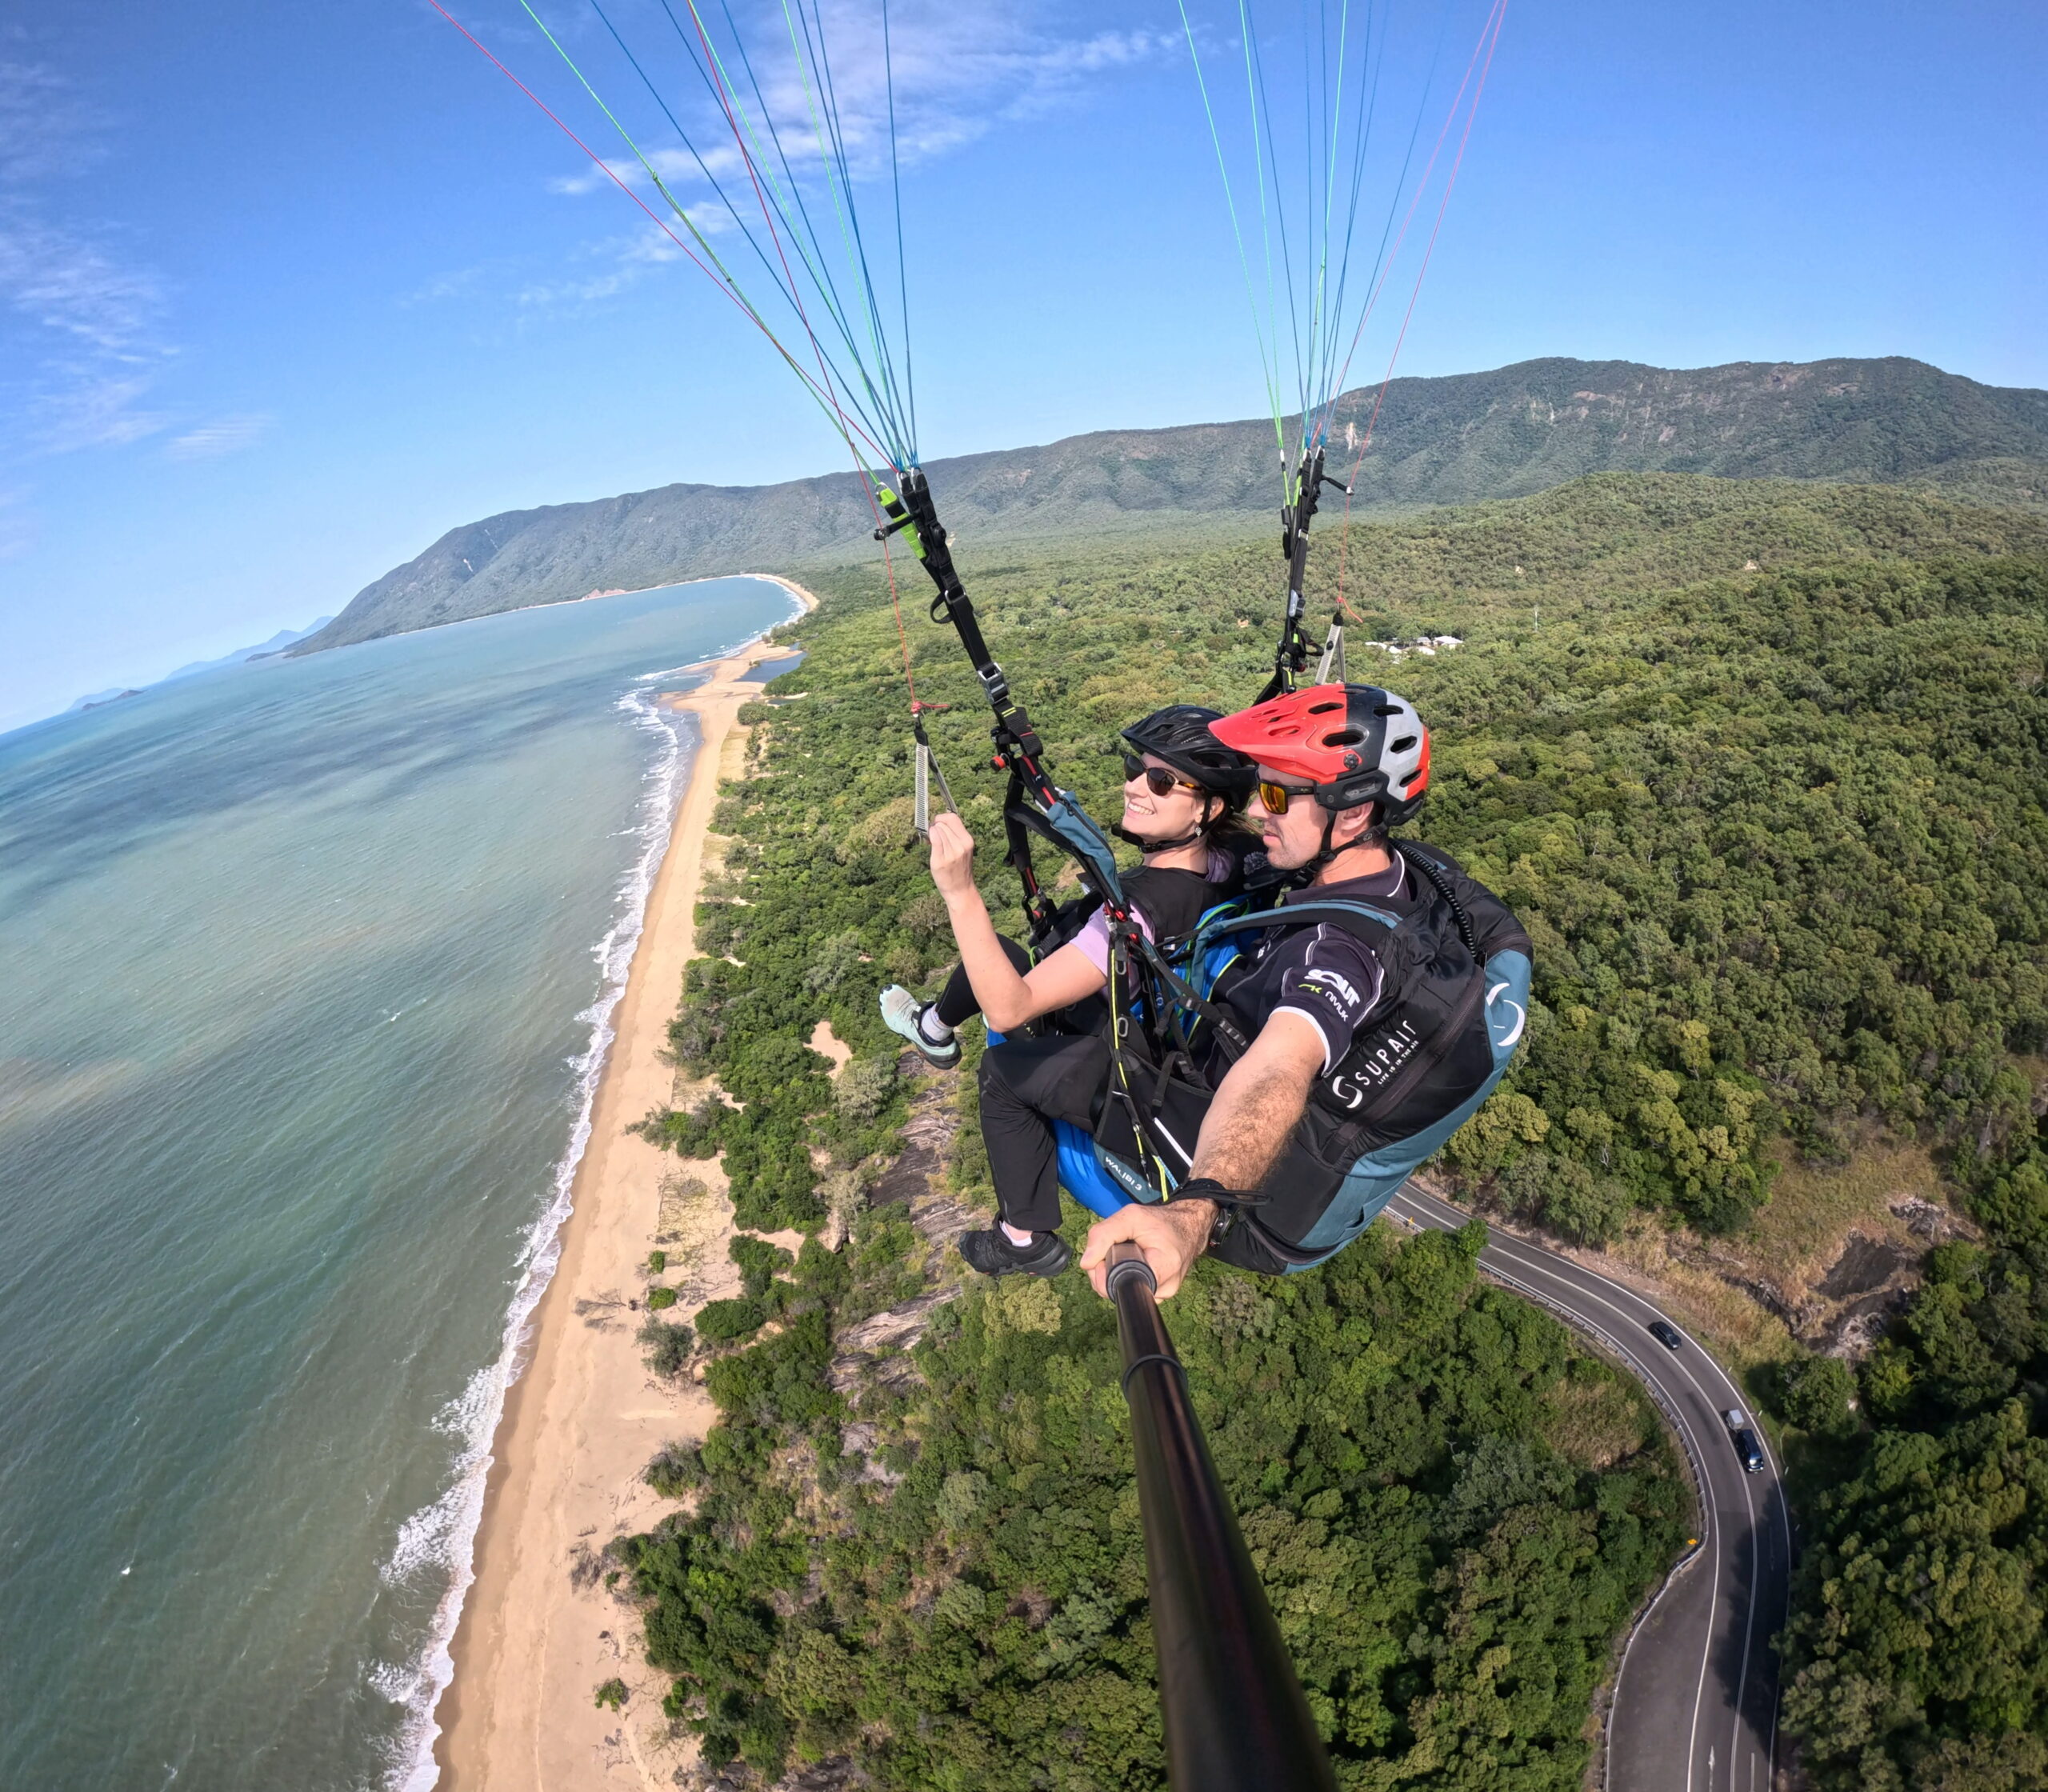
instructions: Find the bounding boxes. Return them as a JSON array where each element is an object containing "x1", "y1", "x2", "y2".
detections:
[{"x1": 958, "y1": 1226, "x2": 1071, "y2": 1278}]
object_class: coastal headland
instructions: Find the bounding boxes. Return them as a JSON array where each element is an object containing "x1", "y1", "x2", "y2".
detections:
[{"x1": 432, "y1": 575, "x2": 817, "y2": 1790}]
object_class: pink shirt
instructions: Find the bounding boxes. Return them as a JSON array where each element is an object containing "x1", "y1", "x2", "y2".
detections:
[{"x1": 1069, "y1": 848, "x2": 1236, "y2": 977}]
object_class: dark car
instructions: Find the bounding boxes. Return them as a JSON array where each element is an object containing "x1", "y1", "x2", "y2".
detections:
[
  {"x1": 1647, "y1": 1319, "x2": 1685, "y2": 1350},
  {"x1": 1731, "y1": 1428, "x2": 1765, "y2": 1474}
]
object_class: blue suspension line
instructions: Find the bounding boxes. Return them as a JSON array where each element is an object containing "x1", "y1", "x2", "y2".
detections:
[
  {"x1": 786, "y1": 0, "x2": 913, "y2": 462},
  {"x1": 883, "y1": 0, "x2": 916, "y2": 455}
]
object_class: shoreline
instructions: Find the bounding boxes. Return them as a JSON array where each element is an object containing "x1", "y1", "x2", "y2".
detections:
[{"x1": 426, "y1": 573, "x2": 818, "y2": 1790}]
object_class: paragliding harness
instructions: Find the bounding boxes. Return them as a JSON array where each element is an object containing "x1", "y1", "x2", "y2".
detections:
[
  {"x1": 1113, "y1": 840, "x2": 1533, "y2": 1270},
  {"x1": 878, "y1": 469, "x2": 1258, "y2": 1198},
  {"x1": 878, "y1": 469, "x2": 1085, "y2": 943}
]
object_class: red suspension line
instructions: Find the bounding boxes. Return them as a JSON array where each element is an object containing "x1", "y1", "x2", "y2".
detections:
[{"x1": 1334, "y1": 0, "x2": 1507, "y2": 616}]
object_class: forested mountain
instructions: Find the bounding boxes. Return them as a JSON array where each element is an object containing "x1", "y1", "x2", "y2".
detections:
[
  {"x1": 616, "y1": 472, "x2": 2047, "y2": 1785},
  {"x1": 294, "y1": 355, "x2": 2047, "y2": 653}
]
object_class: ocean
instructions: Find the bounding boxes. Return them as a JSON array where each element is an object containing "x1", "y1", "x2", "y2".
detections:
[{"x1": 0, "y1": 577, "x2": 797, "y2": 1790}]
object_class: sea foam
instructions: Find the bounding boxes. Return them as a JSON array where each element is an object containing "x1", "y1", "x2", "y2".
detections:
[{"x1": 373, "y1": 618, "x2": 784, "y2": 1791}]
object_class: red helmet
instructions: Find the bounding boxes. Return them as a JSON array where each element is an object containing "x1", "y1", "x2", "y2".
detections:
[{"x1": 1209, "y1": 683, "x2": 1431, "y2": 826}]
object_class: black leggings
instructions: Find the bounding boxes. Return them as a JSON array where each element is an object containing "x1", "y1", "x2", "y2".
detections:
[
  {"x1": 931, "y1": 938, "x2": 1034, "y2": 1030},
  {"x1": 976, "y1": 1032, "x2": 1341, "y2": 1276},
  {"x1": 976, "y1": 1034, "x2": 1213, "y2": 1234}
]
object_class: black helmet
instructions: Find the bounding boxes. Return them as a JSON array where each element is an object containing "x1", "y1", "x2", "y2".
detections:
[{"x1": 1120, "y1": 705, "x2": 1258, "y2": 806}]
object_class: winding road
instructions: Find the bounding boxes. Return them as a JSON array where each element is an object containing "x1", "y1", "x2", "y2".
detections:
[{"x1": 1386, "y1": 1184, "x2": 1794, "y2": 1792}]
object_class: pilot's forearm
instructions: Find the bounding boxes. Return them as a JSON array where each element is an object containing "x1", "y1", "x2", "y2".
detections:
[{"x1": 1189, "y1": 1021, "x2": 1322, "y2": 1190}]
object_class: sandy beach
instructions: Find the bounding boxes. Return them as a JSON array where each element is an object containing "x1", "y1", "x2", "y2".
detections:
[{"x1": 432, "y1": 575, "x2": 818, "y2": 1790}]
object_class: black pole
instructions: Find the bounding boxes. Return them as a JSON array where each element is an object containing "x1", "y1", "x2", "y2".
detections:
[{"x1": 1105, "y1": 1244, "x2": 1339, "y2": 1792}]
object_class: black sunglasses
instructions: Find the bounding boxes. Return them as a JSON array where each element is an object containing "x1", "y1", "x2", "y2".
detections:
[{"x1": 1121, "y1": 754, "x2": 1205, "y2": 797}]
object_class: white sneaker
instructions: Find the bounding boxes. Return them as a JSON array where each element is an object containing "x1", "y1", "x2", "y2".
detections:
[{"x1": 879, "y1": 984, "x2": 960, "y2": 1068}]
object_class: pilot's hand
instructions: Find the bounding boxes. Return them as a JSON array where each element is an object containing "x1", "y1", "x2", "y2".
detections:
[
  {"x1": 1080, "y1": 1200, "x2": 1217, "y2": 1301},
  {"x1": 927, "y1": 811, "x2": 978, "y2": 898}
]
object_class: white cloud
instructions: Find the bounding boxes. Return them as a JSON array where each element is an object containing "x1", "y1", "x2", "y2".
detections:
[
  {"x1": 547, "y1": 143, "x2": 742, "y2": 197},
  {"x1": 165, "y1": 413, "x2": 274, "y2": 461},
  {"x1": 0, "y1": 55, "x2": 96, "y2": 184},
  {"x1": 0, "y1": 207, "x2": 162, "y2": 354},
  {"x1": 0, "y1": 58, "x2": 175, "y2": 458},
  {"x1": 410, "y1": 4, "x2": 1170, "y2": 333},
  {"x1": 485, "y1": 3, "x2": 1170, "y2": 326},
  {"x1": 35, "y1": 374, "x2": 171, "y2": 454},
  {"x1": 0, "y1": 486, "x2": 32, "y2": 560},
  {"x1": 401, "y1": 263, "x2": 492, "y2": 306},
  {"x1": 540, "y1": 5, "x2": 1175, "y2": 202}
]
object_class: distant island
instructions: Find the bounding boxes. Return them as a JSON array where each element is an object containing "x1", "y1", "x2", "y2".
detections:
[
  {"x1": 67, "y1": 618, "x2": 333, "y2": 715},
  {"x1": 293, "y1": 354, "x2": 2048, "y2": 656}
]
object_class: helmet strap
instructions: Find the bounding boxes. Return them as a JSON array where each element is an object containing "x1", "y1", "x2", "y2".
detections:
[
  {"x1": 1299, "y1": 807, "x2": 1342, "y2": 879},
  {"x1": 1300, "y1": 803, "x2": 1386, "y2": 882},
  {"x1": 1113, "y1": 822, "x2": 1204, "y2": 853},
  {"x1": 1111, "y1": 792, "x2": 1218, "y2": 857}
]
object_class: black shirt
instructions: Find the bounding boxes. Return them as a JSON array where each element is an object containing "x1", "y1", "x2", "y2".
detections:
[{"x1": 1219, "y1": 857, "x2": 1413, "y2": 1071}]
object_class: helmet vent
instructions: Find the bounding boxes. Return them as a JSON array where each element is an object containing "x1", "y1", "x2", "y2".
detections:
[
  {"x1": 1374, "y1": 704, "x2": 1404, "y2": 717},
  {"x1": 1325, "y1": 726, "x2": 1367, "y2": 747},
  {"x1": 1391, "y1": 734, "x2": 1417, "y2": 752},
  {"x1": 1307, "y1": 699, "x2": 1344, "y2": 715}
]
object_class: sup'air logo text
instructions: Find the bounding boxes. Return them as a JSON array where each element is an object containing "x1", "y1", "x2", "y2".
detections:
[{"x1": 1326, "y1": 1019, "x2": 1422, "y2": 1110}]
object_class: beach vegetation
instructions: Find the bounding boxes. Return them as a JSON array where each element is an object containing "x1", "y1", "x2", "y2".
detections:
[
  {"x1": 646, "y1": 1444, "x2": 705, "y2": 1499},
  {"x1": 637, "y1": 1315, "x2": 694, "y2": 1378},
  {"x1": 730, "y1": 1234, "x2": 793, "y2": 1299},
  {"x1": 613, "y1": 482, "x2": 2047, "y2": 1782},
  {"x1": 645, "y1": 1286, "x2": 678, "y2": 1311},
  {"x1": 696, "y1": 1298, "x2": 769, "y2": 1344},
  {"x1": 594, "y1": 1678, "x2": 628, "y2": 1711},
  {"x1": 632, "y1": 1094, "x2": 730, "y2": 1158},
  {"x1": 647, "y1": 1249, "x2": 666, "y2": 1274},
  {"x1": 834, "y1": 1055, "x2": 899, "y2": 1127}
]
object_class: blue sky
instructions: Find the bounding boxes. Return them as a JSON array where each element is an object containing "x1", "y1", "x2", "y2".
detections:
[{"x1": 1, "y1": 0, "x2": 2042, "y2": 733}]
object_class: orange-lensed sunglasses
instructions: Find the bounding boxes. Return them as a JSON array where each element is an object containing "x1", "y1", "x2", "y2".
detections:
[{"x1": 1257, "y1": 779, "x2": 1318, "y2": 815}]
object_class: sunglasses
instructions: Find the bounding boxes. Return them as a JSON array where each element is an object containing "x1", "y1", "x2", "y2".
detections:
[
  {"x1": 1257, "y1": 779, "x2": 1318, "y2": 816},
  {"x1": 1122, "y1": 754, "x2": 1205, "y2": 797}
]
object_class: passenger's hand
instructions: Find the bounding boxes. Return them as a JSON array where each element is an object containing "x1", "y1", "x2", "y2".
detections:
[
  {"x1": 1080, "y1": 1200, "x2": 1216, "y2": 1301},
  {"x1": 927, "y1": 811, "x2": 978, "y2": 898}
]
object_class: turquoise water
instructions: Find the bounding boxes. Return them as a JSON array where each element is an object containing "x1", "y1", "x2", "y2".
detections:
[{"x1": 0, "y1": 578, "x2": 795, "y2": 1790}]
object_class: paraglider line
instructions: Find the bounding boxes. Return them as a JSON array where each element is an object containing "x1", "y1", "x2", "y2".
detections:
[
  {"x1": 422, "y1": 0, "x2": 894, "y2": 472},
  {"x1": 585, "y1": 0, "x2": 882, "y2": 447},
  {"x1": 1334, "y1": 0, "x2": 1506, "y2": 611},
  {"x1": 671, "y1": 0, "x2": 877, "y2": 462},
  {"x1": 1318, "y1": 0, "x2": 1496, "y2": 448}
]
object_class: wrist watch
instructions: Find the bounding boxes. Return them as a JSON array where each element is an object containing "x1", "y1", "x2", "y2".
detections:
[{"x1": 1170, "y1": 1178, "x2": 1241, "y2": 1246}]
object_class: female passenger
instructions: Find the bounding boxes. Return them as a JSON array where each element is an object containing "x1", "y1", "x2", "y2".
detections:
[{"x1": 877, "y1": 705, "x2": 1257, "y2": 1274}]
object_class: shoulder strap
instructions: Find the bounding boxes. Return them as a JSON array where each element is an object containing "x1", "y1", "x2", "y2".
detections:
[
  {"x1": 1121, "y1": 865, "x2": 1223, "y2": 946},
  {"x1": 1392, "y1": 840, "x2": 1478, "y2": 960},
  {"x1": 1194, "y1": 896, "x2": 1405, "y2": 951},
  {"x1": 1004, "y1": 790, "x2": 1130, "y2": 948},
  {"x1": 1391, "y1": 839, "x2": 1532, "y2": 964}
]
